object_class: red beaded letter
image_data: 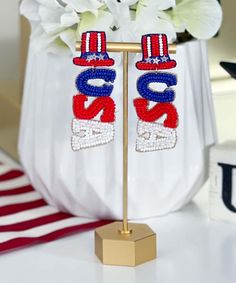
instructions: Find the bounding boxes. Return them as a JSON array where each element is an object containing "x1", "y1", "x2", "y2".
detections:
[
  {"x1": 133, "y1": 98, "x2": 178, "y2": 128},
  {"x1": 73, "y1": 94, "x2": 115, "y2": 123}
]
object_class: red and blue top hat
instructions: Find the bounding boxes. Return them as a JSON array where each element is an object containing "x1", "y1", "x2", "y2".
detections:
[
  {"x1": 136, "y1": 34, "x2": 176, "y2": 70},
  {"x1": 73, "y1": 31, "x2": 114, "y2": 67}
]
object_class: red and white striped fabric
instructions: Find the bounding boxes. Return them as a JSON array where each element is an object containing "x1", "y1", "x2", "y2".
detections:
[{"x1": 0, "y1": 156, "x2": 110, "y2": 253}]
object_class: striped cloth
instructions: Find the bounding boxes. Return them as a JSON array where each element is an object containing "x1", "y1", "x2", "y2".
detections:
[{"x1": 0, "y1": 157, "x2": 110, "y2": 253}]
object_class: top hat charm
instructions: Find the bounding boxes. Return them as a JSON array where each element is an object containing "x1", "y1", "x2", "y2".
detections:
[
  {"x1": 73, "y1": 31, "x2": 115, "y2": 67},
  {"x1": 136, "y1": 34, "x2": 176, "y2": 71}
]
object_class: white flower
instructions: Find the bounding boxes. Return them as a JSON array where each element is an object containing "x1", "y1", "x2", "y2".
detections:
[
  {"x1": 77, "y1": 10, "x2": 113, "y2": 37},
  {"x1": 20, "y1": 0, "x2": 103, "y2": 54},
  {"x1": 134, "y1": 0, "x2": 177, "y2": 42},
  {"x1": 167, "y1": 0, "x2": 223, "y2": 39},
  {"x1": 137, "y1": 0, "x2": 176, "y2": 11},
  {"x1": 64, "y1": 0, "x2": 103, "y2": 15},
  {"x1": 101, "y1": 0, "x2": 139, "y2": 42}
]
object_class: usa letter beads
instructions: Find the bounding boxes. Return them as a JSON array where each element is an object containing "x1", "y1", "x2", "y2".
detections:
[
  {"x1": 134, "y1": 34, "x2": 178, "y2": 152},
  {"x1": 72, "y1": 31, "x2": 116, "y2": 150}
]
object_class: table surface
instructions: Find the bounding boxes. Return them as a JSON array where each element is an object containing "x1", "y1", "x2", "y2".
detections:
[{"x1": 0, "y1": 178, "x2": 236, "y2": 283}]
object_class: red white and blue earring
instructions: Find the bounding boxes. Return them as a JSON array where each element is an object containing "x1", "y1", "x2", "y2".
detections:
[
  {"x1": 134, "y1": 34, "x2": 178, "y2": 152},
  {"x1": 72, "y1": 31, "x2": 116, "y2": 150}
]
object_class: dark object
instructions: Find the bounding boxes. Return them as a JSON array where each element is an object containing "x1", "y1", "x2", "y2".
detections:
[
  {"x1": 218, "y1": 163, "x2": 236, "y2": 213},
  {"x1": 176, "y1": 31, "x2": 193, "y2": 43},
  {"x1": 220, "y1": 62, "x2": 236, "y2": 80}
]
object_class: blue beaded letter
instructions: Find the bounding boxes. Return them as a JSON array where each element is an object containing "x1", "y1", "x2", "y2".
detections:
[
  {"x1": 76, "y1": 68, "x2": 116, "y2": 97},
  {"x1": 137, "y1": 72, "x2": 177, "y2": 102}
]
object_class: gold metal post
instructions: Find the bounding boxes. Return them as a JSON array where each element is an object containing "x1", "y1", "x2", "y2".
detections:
[{"x1": 122, "y1": 51, "x2": 130, "y2": 234}]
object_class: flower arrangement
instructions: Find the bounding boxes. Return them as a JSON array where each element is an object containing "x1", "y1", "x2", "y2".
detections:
[{"x1": 20, "y1": 0, "x2": 222, "y2": 54}]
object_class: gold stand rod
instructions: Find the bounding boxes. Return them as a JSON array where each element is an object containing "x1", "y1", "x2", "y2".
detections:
[
  {"x1": 122, "y1": 51, "x2": 129, "y2": 234},
  {"x1": 76, "y1": 41, "x2": 176, "y2": 54}
]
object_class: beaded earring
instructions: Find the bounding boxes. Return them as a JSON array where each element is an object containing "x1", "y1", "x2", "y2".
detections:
[
  {"x1": 71, "y1": 31, "x2": 116, "y2": 150},
  {"x1": 134, "y1": 33, "x2": 178, "y2": 152}
]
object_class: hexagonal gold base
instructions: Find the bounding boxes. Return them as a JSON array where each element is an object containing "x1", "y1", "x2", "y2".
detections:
[{"x1": 95, "y1": 221, "x2": 157, "y2": 266}]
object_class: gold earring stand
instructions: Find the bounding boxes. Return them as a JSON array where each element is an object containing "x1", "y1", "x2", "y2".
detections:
[{"x1": 76, "y1": 41, "x2": 176, "y2": 266}]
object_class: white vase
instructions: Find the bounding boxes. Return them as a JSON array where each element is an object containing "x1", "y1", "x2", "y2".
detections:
[{"x1": 19, "y1": 40, "x2": 217, "y2": 219}]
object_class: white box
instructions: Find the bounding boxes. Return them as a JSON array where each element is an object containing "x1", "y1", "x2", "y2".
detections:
[{"x1": 210, "y1": 141, "x2": 236, "y2": 223}]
